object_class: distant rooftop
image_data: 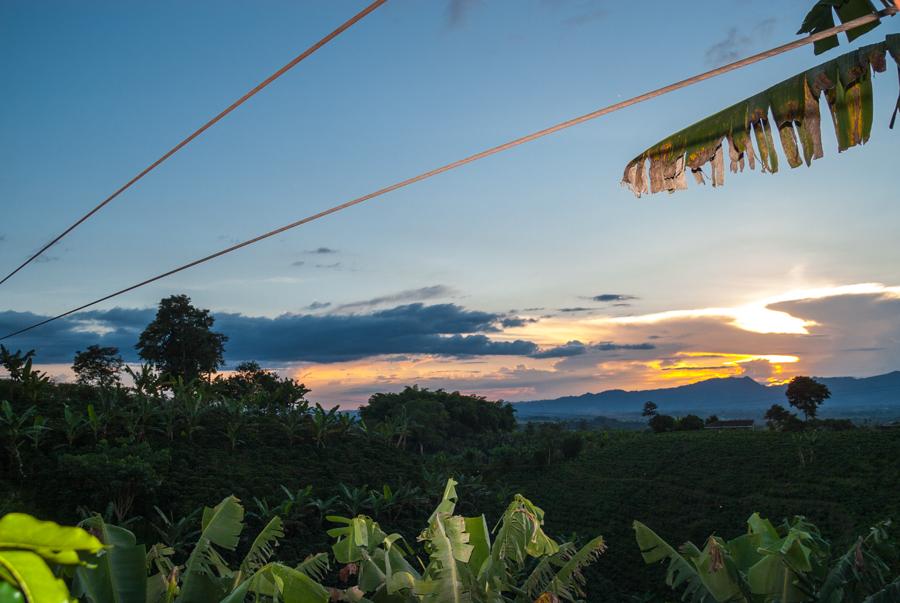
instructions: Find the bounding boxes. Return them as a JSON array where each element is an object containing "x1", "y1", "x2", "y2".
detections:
[{"x1": 705, "y1": 419, "x2": 755, "y2": 429}]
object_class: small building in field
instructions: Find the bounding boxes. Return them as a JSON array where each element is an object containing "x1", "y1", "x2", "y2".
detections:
[{"x1": 705, "y1": 419, "x2": 754, "y2": 430}]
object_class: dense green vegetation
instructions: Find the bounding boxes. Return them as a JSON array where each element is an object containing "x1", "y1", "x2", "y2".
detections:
[{"x1": 2, "y1": 294, "x2": 899, "y2": 601}]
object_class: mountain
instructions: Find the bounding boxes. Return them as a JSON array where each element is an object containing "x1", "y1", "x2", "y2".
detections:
[{"x1": 513, "y1": 371, "x2": 900, "y2": 420}]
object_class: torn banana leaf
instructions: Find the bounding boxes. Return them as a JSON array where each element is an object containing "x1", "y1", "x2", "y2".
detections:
[
  {"x1": 621, "y1": 34, "x2": 899, "y2": 197},
  {"x1": 798, "y1": 0, "x2": 882, "y2": 56}
]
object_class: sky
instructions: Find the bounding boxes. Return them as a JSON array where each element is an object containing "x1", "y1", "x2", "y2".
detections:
[{"x1": 1, "y1": 1, "x2": 899, "y2": 406}]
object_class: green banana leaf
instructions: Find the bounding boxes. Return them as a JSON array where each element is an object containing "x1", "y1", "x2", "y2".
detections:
[
  {"x1": 622, "y1": 34, "x2": 899, "y2": 197},
  {"x1": 72, "y1": 517, "x2": 147, "y2": 603},
  {"x1": 238, "y1": 516, "x2": 283, "y2": 577},
  {"x1": 798, "y1": 0, "x2": 882, "y2": 55},
  {"x1": 178, "y1": 496, "x2": 244, "y2": 603},
  {"x1": 0, "y1": 513, "x2": 103, "y2": 565}
]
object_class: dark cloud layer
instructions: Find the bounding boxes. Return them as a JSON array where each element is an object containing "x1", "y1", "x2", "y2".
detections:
[
  {"x1": 531, "y1": 340, "x2": 656, "y2": 359},
  {"x1": 337, "y1": 285, "x2": 453, "y2": 312},
  {"x1": 592, "y1": 294, "x2": 638, "y2": 303},
  {"x1": 0, "y1": 303, "x2": 537, "y2": 364}
]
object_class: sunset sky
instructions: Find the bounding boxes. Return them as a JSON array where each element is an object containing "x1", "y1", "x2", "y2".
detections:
[{"x1": 2, "y1": 1, "x2": 899, "y2": 406}]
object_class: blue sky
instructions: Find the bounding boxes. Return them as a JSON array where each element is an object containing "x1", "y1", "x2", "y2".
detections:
[{"x1": 2, "y1": 1, "x2": 899, "y2": 404}]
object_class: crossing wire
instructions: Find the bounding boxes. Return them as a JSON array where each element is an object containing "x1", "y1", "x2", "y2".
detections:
[
  {"x1": 1, "y1": 7, "x2": 896, "y2": 342},
  {"x1": 0, "y1": 0, "x2": 388, "y2": 287}
]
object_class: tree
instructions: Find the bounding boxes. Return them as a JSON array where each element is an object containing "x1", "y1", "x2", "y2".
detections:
[
  {"x1": 676, "y1": 414, "x2": 704, "y2": 431},
  {"x1": 648, "y1": 414, "x2": 676, "y2": 434},
  {"x1": 786, "y1": 376, "x2": 831, "y2": 421},
  {"x1": 705, "y1": 414, "x2": 720, "y2": 425},
  {"x1": 72, "y1": 345, "x2": 123, "y2": 388},
  {"x1": 764, "y1": 403, "x2": 802, "y2": 431},
  {"x1": 360, "y1": 386, "x2": 516, "y2": 452},
  {"x1": 213, "y1": 361, "x2": 310, "y2": 412},
  {"x1": 136, "y1": 295, "x2": 227, "y2": 382},
  {"x1": 641, "y1": 401, "x2": 658, "y2": 417}
]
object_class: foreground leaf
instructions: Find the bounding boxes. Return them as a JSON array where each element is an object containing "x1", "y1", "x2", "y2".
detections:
[
  {"x1": 0, "y1": 513, "x2": 103, "y2": 565},
  {"x1": 621, "y1": 34, "x2": 899, "y2": 197},
  {"x1": 72, "y1": 517, "x2": 147, "y2": 603}
]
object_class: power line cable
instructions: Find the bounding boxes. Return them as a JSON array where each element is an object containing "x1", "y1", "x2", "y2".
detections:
[
  {"x1": 1, "y1": 8, "x2": 896, "y2": 342},
  {"x1": 0, "y1": 0, "x2": 388, "y2": 288}
]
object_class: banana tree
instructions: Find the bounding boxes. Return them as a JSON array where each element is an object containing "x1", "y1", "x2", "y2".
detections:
[
  {"x1": 621, "y1": 28, "x2": 900, "y2": 196},
  {"x1": 326, "y1": 478, "x2": 607, "y2": 602},
  {"x1": 73, "y1": 495, "x2": 330, "y2": 603},
  {"x1": 634, "y1": 513, "x2": 899, "y2": 602},
  {"x1": 0, "y1": 400, "x2": 40, "y2": 477},
  {"x1": 310, "y1": 403, "x2": 342, "y2": 449}
]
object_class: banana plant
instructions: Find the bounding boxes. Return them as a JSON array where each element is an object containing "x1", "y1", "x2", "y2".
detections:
[
  {"x1": 337, "y1": 483, "x2": 373, "y2": 517},
  {"x1": 622, "y1": 34, "x2": 900, "y2": 196},
  {"x1": 60, "y1": 404, "x2": 87, "y2": 448},
  {"x1": 18, "y1": 359, "x2": 51, "y2": 405},
  {"x1": 0, "y1": 511, "x2": 104, "y2": 603},
  {"x1": 220, "y1": 397, "x2": 246, "y2": 451},
  {"x1": 327, "y1": 478, "x2": 607, "y2": 602},
  {"x1": 634, "y1": 513, "x2": 900, "y2": 602},
  {"x1": 0, "y1": 400, "x2": 39, "y2": 476},
  {"x1": 310, "y1": 404, "x2": 341, "y2": 449},
  {"x1": 73, "y1": 496, "x2": 330, "y2": 603},
  {"x1": 278, "y1": 407, "x2": 307, "y2": 447},
  {"x1": 276, "y1": 484, "x2": 314, "y2": 519},
  {"x1": 171, "y1": 379, "x2": 208, "y2": 442}
]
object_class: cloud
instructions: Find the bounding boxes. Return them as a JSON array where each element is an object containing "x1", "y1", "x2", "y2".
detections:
[
  {"x1": 304, "y1": 301, "x2": 331, "y2": 311},
  {"x1": 34, "y1": 255, "x2": 59, "y2": 264},
  {"x1": 446, "y1": 0, "x2": 481, "y2": 27},
  {"x1": 315, "y1": 262, "x2": 341, "y2": 270},
  {"x1": 291, "y1": 261, "x2": 305, "y2": 267},
  {"x1": 307, "y1": 247, "x2": 338, "y2": 254},
  {"x1": 530, "y1": 340, "x2": 587, "y2": 358},
  {"x1": 336, "y1": 285, "x2": 454, "y2": 312},
  {"x1": 594, "y1": 342, "x2": 656, "y2": 351},
  {"x1": 558, "y1": 307, "x2": 595, "y2": 313},
  {"x1": 0, "y1": 303, "x2": 538, "y2": 365},
  {"x1": 592, "y1": 294, "x2": 638, "y2": 303},
  {"x1": 561, "y1": 9, "x2": 607, "y2": 28},
  {"x1": 704, "y1": 18, "x2": 775, "y2": 66},
  {"x1": 500, "y1": 316, "x2": 538, "y2": 328}
]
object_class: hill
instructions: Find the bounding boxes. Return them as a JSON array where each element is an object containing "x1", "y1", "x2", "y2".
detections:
[{"x1": 513, "y1": 370, "x2": 900, "y2": 420}]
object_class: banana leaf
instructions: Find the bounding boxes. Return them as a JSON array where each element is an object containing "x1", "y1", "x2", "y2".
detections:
[
  {"x1": 0, "y1": 513, "x2": 103, "y2": 565},
  {"x1": 622, "y1": 34, "x2": 899, "y2": 197},
  {"x1": 798, "y1": 1, "x2": 882, "y2": 55},
  {"x1": 72, "y1": 517, "x2": 147, "y2": 603}
]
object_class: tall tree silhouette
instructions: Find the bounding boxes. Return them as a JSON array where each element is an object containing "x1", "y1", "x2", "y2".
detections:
[{"x1": 136, "y1": 295, "x2": 227, "y2": 382}]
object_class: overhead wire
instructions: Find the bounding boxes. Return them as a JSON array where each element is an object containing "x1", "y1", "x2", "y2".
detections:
[
  {"x1": 0, "y1": 0, "x2": 388, "y2": 288},
  {"x1": 1, "y1": 7, "x2": 896, "y2": 342}
]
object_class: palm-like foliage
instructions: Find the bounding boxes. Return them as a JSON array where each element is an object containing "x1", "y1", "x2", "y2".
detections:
[
  {"x1": 622, "y1": 34, "x2": 899, "y2": 196},
  {"x1": 310, "y1": 403, "x2": 342, "y2": 448},
  {"x1": 0, "y1": 400, "x2": 44, "y2": 476},
  {"x1": 73, "y1": 496, "x2": 330, "y2": 603},
  {"x1": 327, "y1": 478, "x2": 607, "y2": 602},
  {"x1": 634, "y1": 513, "x2": 900, "y2": 602}
]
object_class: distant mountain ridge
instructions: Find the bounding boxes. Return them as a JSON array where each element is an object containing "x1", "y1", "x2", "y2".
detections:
[{"x1": 513, "y1": 371, "x2": 900, "y2": 420}]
